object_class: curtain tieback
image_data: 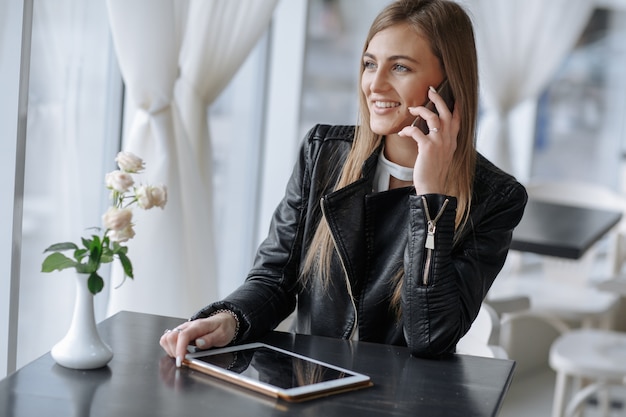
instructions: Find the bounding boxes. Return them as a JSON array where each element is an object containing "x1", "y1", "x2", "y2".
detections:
[{"x1": 135, "y1": 102, "x2": 172, "y2": 122}]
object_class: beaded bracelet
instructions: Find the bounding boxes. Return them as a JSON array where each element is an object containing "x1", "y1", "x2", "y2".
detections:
[{"x1": 210, "y1": 309, "x2": 240, "y2": 344}]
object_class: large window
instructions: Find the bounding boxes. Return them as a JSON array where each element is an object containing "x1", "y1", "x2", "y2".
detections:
[
  {"x1": 299, "y1": 0, "x2": 387, "y2": 137},
  {"x1": 0, "y1": 0, "x2": 27, "y2": 378},
  {"x1": 15, "y1": 0, "x2": 122, "y2": 370},
  {"x1": 532, "y1": 8, "x2": 626, "y2": 190},
  {"x1": 299, "y1": 0, "x2": 626, "y2": 194},
  {"x1": 3, "y1": 0, "x2": 272, "y2": 373}
]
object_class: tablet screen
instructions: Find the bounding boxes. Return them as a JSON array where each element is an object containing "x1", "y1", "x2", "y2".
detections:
[
  {"x1": 184, "y1": 342, "x2": 371, "y2": 401},
  {"x1": 194, "y1": 345, "x2": 351, "y2": 389}
]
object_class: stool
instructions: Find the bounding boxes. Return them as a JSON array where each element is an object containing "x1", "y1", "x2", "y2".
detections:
[{"x1": 549, "y1": 329, "x2": 626, "y2": 417}]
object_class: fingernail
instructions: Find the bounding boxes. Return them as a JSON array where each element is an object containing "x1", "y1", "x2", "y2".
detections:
[
  {"x1": 176, "y1": 356, "x2": 182, "y2": 368},
  {"x1": 429, "y1": 85, "x2": 437, "y2": 94},
  {"x1": 195, "y1": 338, "x2": 206, "y2": 347}
]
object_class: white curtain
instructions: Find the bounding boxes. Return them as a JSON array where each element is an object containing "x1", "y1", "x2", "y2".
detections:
[
  {"x1": 106, "y1": 0, "x2": 278, "y2": 319},
  {"x1": 464, "y1": 0, "x2": 594, "y2": 180}
]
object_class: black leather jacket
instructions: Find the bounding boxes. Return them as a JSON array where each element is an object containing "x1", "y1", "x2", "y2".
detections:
[{"x1": 192, "y1": 124, "x2": 527, "y2": 357}]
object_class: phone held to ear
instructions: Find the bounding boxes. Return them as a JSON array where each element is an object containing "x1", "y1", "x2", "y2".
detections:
[{"x1": 411, "y1": 79, "x2": 455, "y2": 135}]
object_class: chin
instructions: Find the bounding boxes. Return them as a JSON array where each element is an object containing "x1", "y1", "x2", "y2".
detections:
[{"x1": 370, "y1": 121, "x2": 401, "y2": 136}]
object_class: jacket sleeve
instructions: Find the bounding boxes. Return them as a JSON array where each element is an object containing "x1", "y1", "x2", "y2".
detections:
[
  {"x1": 403, "y1": 183, "x2": 527, "y2": 358},
  {"x1": 190, "y1": 128, "x2": 318, "y2": 343}
]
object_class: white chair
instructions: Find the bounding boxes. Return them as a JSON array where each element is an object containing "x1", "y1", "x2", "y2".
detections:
[
  {"x1": 596, "y1": 274, "x2": 626, "y2": 296},
  {"x1": 495, "y1": 308, "x2": 571, "y2": 417},
  {"x1": 489, "y1": 180, "x2": 625, "y2": 329},
  {"x1": 549, "y1": 328, "x2": 626, "y2": 417},
  {"x1": 457, "y1": 303, "x2": 508, "y2": 359}
]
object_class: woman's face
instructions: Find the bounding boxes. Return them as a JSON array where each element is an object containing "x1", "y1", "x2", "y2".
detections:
[{"x1": 361, "y1": 23, "x2": 444, "y2": 136}]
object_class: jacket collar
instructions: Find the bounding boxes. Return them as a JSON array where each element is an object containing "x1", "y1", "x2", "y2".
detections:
[{"x1": 320, "y1": 139, "x2": 393, "y2": 286}]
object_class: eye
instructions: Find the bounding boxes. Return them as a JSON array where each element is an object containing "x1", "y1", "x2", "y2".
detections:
[
  {"x1": 392, "y1": 63, "x2": 410, "y2": 73},
  {"x1": 363, "y1": 60, "x2": 376, "y2": 70}
]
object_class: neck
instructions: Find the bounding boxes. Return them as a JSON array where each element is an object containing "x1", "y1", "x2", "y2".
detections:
[{"x1": 384, "y1": 133, "x2": 417, "y2": 168}]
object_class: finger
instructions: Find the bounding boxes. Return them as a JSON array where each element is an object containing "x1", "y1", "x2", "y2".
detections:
[
  {"x1": 399, "y1": 118, "x2": 439, "y2": 137},
  {"x1": 159, "y1": 323, "x2": 189, "y2": 359},
  {"x1": 174, "y1": 327, "x2": 194, "y2": 367},
  {"x1": 160, "y1": 328, "x2": 179, "y2": 357},
  {"x1": 412, "y1": 104, "x2": 442, "y2": 131},
  {"x1": 194, "y1": 325, "x2": 231, "y2": 350},
  {"x1": 427, "y1": 85, "x2": 452, "y2": 120},
  {"x1": 159, "y1": 331, "x2": 171, "y2": 356}
]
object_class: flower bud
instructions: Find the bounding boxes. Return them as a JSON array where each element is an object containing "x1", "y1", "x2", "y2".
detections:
[
  {"x1": 102, "y1": 207, "x2": 133, "y2": 231},
  {"x1": 105, "y1": 170, "x2": 134, "y2": 193},
  {"x1": 116, "y1": 151, "x2": 144, "y2": 173}
]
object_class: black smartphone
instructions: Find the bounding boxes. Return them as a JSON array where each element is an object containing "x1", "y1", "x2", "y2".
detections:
[{"x1": 411, "y1": 79, "x2": 455, "y2": 135}]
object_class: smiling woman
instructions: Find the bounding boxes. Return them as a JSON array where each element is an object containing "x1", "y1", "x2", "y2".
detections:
[{"x1": 160, "y1": 0, "x2": 527, "y2": 368}]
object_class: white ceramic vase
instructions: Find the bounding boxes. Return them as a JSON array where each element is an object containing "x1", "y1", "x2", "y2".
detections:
[{"x1": 51, "y1": 273, "x2": 113, "y2": 369}]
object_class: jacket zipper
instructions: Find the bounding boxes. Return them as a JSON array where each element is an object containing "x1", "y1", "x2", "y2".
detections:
[
  {"x1": 421, "y1": 196, "x2": 449, "y2": 286},
  {"x1": 321, "y1": 198, "x2": 359, "y2": 340}
]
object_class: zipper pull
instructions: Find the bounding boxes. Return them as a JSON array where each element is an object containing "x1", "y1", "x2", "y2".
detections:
[
  {"x1": 421, "y1": 196, "x2": 449, "y2": 250},
  {"x1": 425, "y1": 221, "x2": 436, "y2": 249}
]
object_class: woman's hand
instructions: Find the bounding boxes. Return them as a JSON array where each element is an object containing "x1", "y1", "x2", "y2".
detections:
[
  {"x1": 398, "y1": 86, "x2": 461, "y2": 195},
  {"x1": 159, "y1": 312, "x2": 238, "y2": 367}
]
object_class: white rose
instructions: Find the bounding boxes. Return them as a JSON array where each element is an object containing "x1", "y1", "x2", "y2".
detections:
[
  {"x1": 107, "y1": 224, "x2": 135, "y2": 243},
  {"x1": 116, "y1": 151, "x2": 144, "y2": 173},
  {"x1": 136, "y1": 184, "x2": 168, "y2": 210},
  {"x1": 102, "y1": 207, "x2": 133, "y2": 231},
  {"x1": 105, "y1": 170, "x2": 134, "y2": 193},
  {"x1": 150, "y1": 184, "x2": 168, "y2": 209},
  {"x1": 135, "y1": 186, "x2": 153, "y2": 209}
]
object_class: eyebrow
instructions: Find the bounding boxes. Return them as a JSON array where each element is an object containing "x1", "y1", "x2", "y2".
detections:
[{"x1": 363, "y1": 52, "x2": 419, "y2": 64}]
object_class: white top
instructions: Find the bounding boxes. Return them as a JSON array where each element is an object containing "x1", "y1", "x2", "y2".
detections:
[{"x1": 373, "y1": 149, "x2": 414, "y2": 192}]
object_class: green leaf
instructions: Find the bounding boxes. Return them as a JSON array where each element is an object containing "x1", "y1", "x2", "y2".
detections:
[
  {"x1": 86, "y1": 235, "x2": 104, "y2": 270},
  {"x1": 100, "y1": 253, "x2": 114, "y2": 264},
  {"x1": 74, "y1": 248, "x2": 88, "y2": 262},
  {"x1": 117, "y1": 251, "x2": 133, "y2": 278},
  {"x1": 87, "y1": 272, "x2": 104, "y2": 295},
  {"x1": 111, "y1": 241, "x2": 129, "y2": 255},
  {"x1": 43, "y1": 242, "x2": 79, "y2": 253},
  {"x1": 81, "y1": 236, "x2": 93, "y2": 249},
  {"x1": 41, "y1": 252, "x2": 78, "y2": 272},
  {"x1": 89, "y1": 234, "x2": 102, "y2": 251}
]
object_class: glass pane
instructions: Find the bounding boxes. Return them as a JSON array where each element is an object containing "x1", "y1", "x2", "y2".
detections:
[
  {"x1": 532, "y1": 8, "x2": 626, "y2": 190},
  {"x1": 210, "y1": 34, "x2": 269, "y2": 297},
  {"x1": 299, "y1": 0, "x2": 389, "y2": 137},
  {"x1": 18, "y1": 0, "x2": 121, "y2": 369}
]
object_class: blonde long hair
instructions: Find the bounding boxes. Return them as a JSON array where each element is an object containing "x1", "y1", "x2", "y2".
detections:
[{"x1": 301, "y1": 0, "x2": 478, "y2": 305}]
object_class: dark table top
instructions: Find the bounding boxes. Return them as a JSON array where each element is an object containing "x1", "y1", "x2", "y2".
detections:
[
  {"x1": 510, "y1": 199, "x2": 622, "y2": 259},
  {"x1": 0, "y1": 311, "x2": 515, "y2": 417}
]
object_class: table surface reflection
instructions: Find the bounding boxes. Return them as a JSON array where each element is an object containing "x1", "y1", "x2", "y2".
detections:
[
  {"x1": 0, "y1": 311, "x2": 515, "y2": 417},
  {"x1": 510, "y1": 199, "x2": 622, "y2": 259}
]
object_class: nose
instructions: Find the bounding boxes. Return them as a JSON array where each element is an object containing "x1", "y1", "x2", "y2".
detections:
[{"x1": 369, "y1": 68, "x2": 389, "y2": 93}]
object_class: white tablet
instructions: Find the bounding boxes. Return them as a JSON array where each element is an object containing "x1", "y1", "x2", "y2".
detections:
[{"x1": 183, "y1": 342, "x2": 372, "y2": 402}]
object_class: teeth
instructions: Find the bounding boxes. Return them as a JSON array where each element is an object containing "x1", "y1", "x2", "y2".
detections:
[{"x1": 375, "y1": 101, "x2": 400, "y2": 108}]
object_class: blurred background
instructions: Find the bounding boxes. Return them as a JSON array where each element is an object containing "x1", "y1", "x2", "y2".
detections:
[{"x1": 2, "y1": 1, "x2": 626, "y2": 415}]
